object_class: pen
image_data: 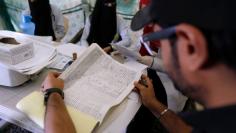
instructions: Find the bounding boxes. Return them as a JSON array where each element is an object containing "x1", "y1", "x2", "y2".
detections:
[{"x1": 63, "y1": 53, "x2": 77, "y2": 70}]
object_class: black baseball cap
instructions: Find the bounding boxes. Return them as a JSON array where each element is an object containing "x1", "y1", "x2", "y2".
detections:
[{"x1": 131, "y1": 0, "x2": 236, "y2": 31}]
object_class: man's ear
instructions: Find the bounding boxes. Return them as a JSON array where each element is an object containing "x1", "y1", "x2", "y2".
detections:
[{"x1": 175, "y1": 24, "x2": 208, "y2": 71}]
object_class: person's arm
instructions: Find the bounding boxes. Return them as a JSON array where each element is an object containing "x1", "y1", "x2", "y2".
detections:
[
  {"x1": 42, "y1": 72, "x2": 76, "y2": 133},
  {"x1": 113, "y1": 16, "x2": 131, "y2": 47},
  {"x1": 137, "y1": 55, "x2": 165, "y2": 72},
  {"x1": 79, "y1": 18, "x2": 90, "y2": 47},
  {"x1": 134, "y1": 75, "x2": 192, "y2": 133}
]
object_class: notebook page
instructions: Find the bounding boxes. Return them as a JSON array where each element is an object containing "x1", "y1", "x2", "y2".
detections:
[{"x1": 16, "y1": 91, "x2": 98, "y2": 133}]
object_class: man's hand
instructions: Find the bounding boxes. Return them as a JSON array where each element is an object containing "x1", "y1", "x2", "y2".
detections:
[
  {"x1": 41, "y1": 72, "x2": 64, "y2": 92},
  {"x1": 103, "y1": 46, "x2": 112, "y2": 53},
  {"x1": 137, "y1": 56, "x2": 153, "y2": 66},
  {"x1": 134, "y1": 75, "x2": 157, "y2": 109}
]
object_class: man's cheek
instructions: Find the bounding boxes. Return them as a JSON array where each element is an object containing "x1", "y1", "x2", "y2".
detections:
[{"x1": 162, "y1": 48, "x2": 170, "y2": 70}]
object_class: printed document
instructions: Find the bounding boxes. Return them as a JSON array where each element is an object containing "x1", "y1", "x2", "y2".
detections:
[{"x1": 60, "y1": 43, "x2": 142, "y2": 122}]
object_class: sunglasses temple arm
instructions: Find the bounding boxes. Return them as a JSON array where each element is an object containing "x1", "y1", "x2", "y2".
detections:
[{"x1": 142, "y1": 27, "x2": 176, "y2": 42}]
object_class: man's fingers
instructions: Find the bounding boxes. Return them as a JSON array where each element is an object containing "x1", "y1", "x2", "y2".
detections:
[
  {"x1": 134, "y1": 81, "x2": 146, "y2": 92},
  {"x1": 51, "y1": 72, "x2": 61, "y2": 78},
  {"x1": 47, "y1": 71, "x2": 60, "y2": 78},
  {"x1": 57, "y1": 77, "x2": 64, "y2": 82},
  {"x1": 141, "y1": 74, "x2": 148, "y2": 79},
  {"x1": 133, "y1": 87, "x2": 138, "y2": 92},
  {"x1": 141, "y1": 75, "x2": 153, "y2": 88},
  {"x1": 141, "y1": 75, "x2": 149, "y2": 80},
  {"x1": 146, "y1": 78, "x2": 153, "y2": 88}
]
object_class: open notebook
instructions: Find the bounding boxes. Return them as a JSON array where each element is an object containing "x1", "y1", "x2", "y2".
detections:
[
  {"x1": 16, "y1": 91, "x2": 98, "y2": 133},
  {"x1": 16, "y1": 44, "x2": 142, "y2": 133}
]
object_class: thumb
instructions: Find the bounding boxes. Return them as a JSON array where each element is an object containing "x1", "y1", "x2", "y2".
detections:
[{"x1": 134, "y1": 81, "x2": 146, "y2": 93}]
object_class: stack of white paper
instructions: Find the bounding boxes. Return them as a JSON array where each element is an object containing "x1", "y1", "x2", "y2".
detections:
[
  {"x1": 0, "y1": 30, "x2": 57, "y2": 75},
  {"x1": 0, "y1": 40, "x2": 34, "y2": 65}
]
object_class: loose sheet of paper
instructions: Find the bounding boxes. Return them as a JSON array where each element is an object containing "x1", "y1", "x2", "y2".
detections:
[
  {"x1": 56, "y1": 43, "x2": 87, "y2": 58},
  {"x1": 112, "y1": 44, "x2": 141, "y2": 60},
  {"x1": 47, "y1": 53, "x2": 71, "y2": 70},
  {"x1": 60, "y1": 44, "x2": 142, "y2": 122}
]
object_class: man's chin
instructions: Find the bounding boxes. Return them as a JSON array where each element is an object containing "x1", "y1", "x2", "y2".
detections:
[
  {"x1": 173, "y1": 82, "x2": 188, "y2": 96},
  {"x1": 167, "y1": 72, "x2": 189, "y2": 96}
]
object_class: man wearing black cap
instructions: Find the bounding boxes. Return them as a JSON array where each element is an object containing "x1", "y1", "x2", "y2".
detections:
[{"x1": 132, "y1": 0, "x2": 236, "y2": 132}]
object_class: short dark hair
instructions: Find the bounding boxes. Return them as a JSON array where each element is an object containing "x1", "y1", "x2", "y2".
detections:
[
  {"x1": 201, "y1": 29, "x2": 236, "y2": 70},
  {"x1": 170, "y1": 28, "x2": 236, "y2": 71}
]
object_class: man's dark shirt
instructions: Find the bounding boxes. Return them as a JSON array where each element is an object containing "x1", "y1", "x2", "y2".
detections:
[{"x1": 180, "y1": 104, "x2": 236, "y2": 133}]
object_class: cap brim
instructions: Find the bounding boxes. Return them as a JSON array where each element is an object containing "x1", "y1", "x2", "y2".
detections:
[{"x1": 131, "y1": 5, "x2": 153, "y2": 31}]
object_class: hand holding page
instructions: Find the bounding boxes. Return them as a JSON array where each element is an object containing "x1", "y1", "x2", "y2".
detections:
[{"x1": 111, "y1": 44, "x2": 141, "y2": 60}]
